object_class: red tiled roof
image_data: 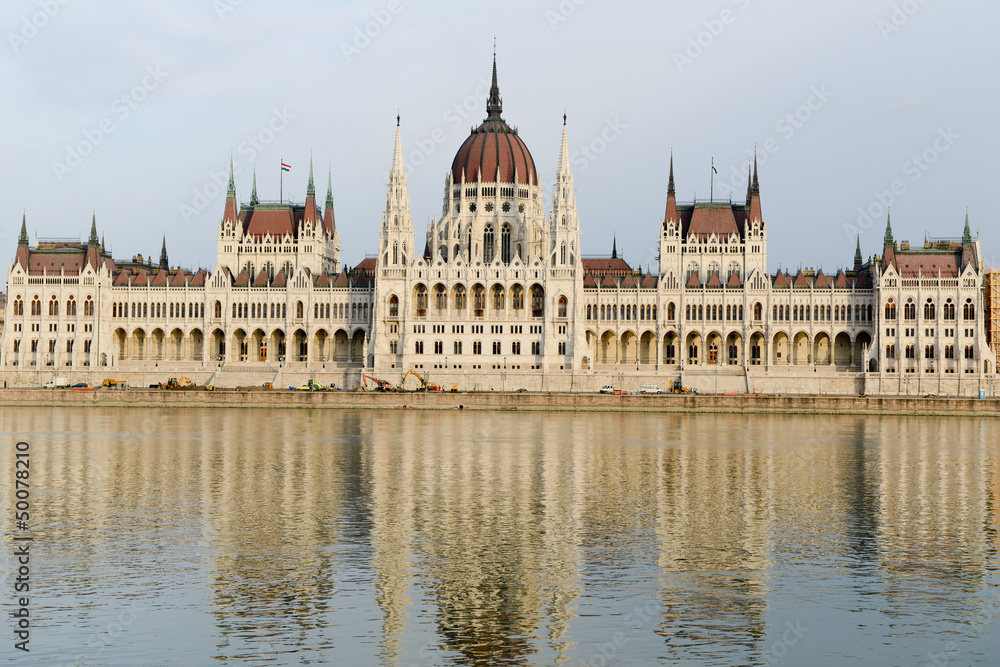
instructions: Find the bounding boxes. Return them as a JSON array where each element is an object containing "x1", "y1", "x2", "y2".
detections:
[
  {"x1": 686, "y1": 273, "x2": 702, "y2": 288},
  {"x1": 451, "y1": 118, "x2": 537, "y2": 186},
  {"x1": 773, "y1": 271, "x2": 789, "y2": 288},
  {"x1": 726, "y1": 272, "x2": 742, "y2": 288},
  {"x1": 28, "y1": 252, "x2": 84, "y2": 275},
  {"x1": 583, "y1": 272, "x2": 597, "y2": 288},
  {"x1": 705, "y1": 272, "x2": 723, "y2": 288},
  {"x1": 684, "y1": 205, "x2": 740, "y2": 242},
  {"x1": 233, "y1": 269, "x2": 250, "y2": 287},
  {"x1": 834, "y1": 271, "x2": 849, "y2": 288},
  {"x1": 814, "y1": 271, "x2": 831, "y2": 288},
  {"x1": 895, "y1": 253, "x2": 961, "y2": 278},
  {"x1": 272, "y1": 269, "x2": 286, "y2": 287},
  {"x1": 582, "y1": 258, "x2": 633, "y2": 275},
  {"x1": 641, "y1": 272, "x2": 658, "y2": 288},
  {"x1": 621, "y1": 273, "x2": 636, "y2": 288}
]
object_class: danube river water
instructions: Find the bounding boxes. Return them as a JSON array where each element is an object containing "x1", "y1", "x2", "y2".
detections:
[{"x1": 1, "y1": 407, "x2": 999, "y2": 666}]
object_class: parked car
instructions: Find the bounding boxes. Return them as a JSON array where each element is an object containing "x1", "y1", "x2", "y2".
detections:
[
  {"x1": 71, "y1": 382, "x2": 88, "y2": 388},
  {"x1": 599, "y1": 384, "x2": 615, "y2": 394},
  {"x1": 639, "y1": 384, "x2": 662, "y2": 394}
]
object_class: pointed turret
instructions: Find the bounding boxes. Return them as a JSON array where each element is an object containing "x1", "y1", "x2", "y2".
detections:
[
  {"x1": 323, "y1": 166, "x2": 336, "y2": 237},
  {"x1": 85, "y1": 212, "x2": 102, "y2": 270},
  {"x1": 486, "y1": 50, "x2": 502, "y2": 119},
  {"x1": 222, "y1": 155, "x2": 238, "y2": 225},
  {"x1": 854, "y1": 235, "x2": 863, "y2": 270},
  {"x1": 15, "y1": 213, "x2": 30, "y2": 268},
  {"x1": 550, "y1": 112, "x2": 579, "y2": 232},
  {"x1": 306, "y1": 154, "x2": 316, "y2": 198},
  {"x1": 611, "y1": 235, "x2": 618, "y2": 260},
  {"x1": 303, "y1": 154, "x2": 318, "y2": 226},
  {"x1": 748, "y1": 154, "x2": 762, "y2": 223},
  {"x1": 159, "y1": 236, "x2": 169, "y2": 269},
  {"x1": 746, "y1": 164, "x2": 752, "y2": 205},
  {"x1": 962, "y1": 209, "x2": 972, "y2": 245},
  {"x1": 88, "y1": 212, "x2": 99, "y2": 245},
  {"x1": 664, "y1": 152, "x2": 678, "y2": 228},
  {"x1": 250, "y1": 167, "x2": 259, "y2": 206},
  {"x1": 379, "y1": 117, "x2": 414, "y2": 267},
  {"x1": 884, "y1": 211, "x2": 894, "y2": 248}
]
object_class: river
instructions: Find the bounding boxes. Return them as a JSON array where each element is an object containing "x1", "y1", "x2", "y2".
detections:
[{"x1": 1, "y1": 407, "x2": 998, "y2": 665}]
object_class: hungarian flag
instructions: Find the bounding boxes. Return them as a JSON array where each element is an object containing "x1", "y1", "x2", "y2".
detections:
[
  {"x1": 712, "y1": 161, "x2": 717, "y2": 175},
  {"x1": 281, "y1": 162, "x2": 291, "y2": 172}
]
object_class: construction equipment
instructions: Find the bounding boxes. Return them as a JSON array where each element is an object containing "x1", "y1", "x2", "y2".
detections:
[
  {"x1": 160, "y1": 376, "x2": 197, "y2": 389},
  {"x1": 402, "y1": 369, "x2": 441, "y2": 392},
  {"x1": 670, "y1": 379, "x2": 693, "y2": 395},
  {"x1": 102, "y1": 378, "x2": 126, "y2": 388},
  {"x1": 362, "y1": 373, "x2": 394, "y2": 392}
]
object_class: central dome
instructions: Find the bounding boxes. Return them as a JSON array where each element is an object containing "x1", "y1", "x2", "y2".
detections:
[{"x1": 450, "y1": 58, "x2": 538, "y2": 186}]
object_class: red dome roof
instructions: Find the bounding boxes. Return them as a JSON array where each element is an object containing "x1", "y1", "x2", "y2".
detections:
[{"x1": 450, "y1": 58, "x2": 537, "y2": 186}]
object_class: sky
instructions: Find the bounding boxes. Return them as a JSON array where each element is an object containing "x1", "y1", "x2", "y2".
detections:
[{"x1": 2, "y1": 0, "x2": 998, "y2": 277}]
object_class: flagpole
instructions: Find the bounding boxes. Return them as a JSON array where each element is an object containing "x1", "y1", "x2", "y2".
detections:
[
  {"x1": 710, "y1": 157, "x2": 714, "y2": 203},
  {"x1": 280, "y1": 158, "x2": 283, "y2": 203}
]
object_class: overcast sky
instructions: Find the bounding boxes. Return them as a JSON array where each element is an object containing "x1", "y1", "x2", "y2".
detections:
[{"x1": 2, "y1": 0, "x2": 998, "y2": 277}]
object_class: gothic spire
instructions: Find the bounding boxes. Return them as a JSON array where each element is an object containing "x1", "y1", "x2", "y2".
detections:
[
  {"x1": 250, "y1": 167, "x2": 259, "y2": 206},
  {"x1": 884, "y1": 210, "x2": 894, "y2": 247},
  {"x1": 391, "y1": 116, "x2": 406, "y2": 181},
  {"x1": 667, "y1": 151, "x2": 675, "y2": 198},
  {"x1": 854, "y1": 235, "x2": 862, "y2": 269},
  {"x1": 227, "y1": 153, "x2": 236, "y2": 198},
  {"x1": 750, "y1": 153, "x2": 759, "y2": 196},
  {"x1": 89, "y1": 211, "x2": 98, "y2": 245},
  {"x1": 963, "y1": 209, "x2": 972, "y2": 244},
  {"x1": 159, "y1": 236, "x2": 168, "y2": 269},
  {"x1": 325, "y1": 166, "x2": 335, "y2": 210},
  {"x1": 557, "y1": 113, "x2": 571, "y2": 177},
  {"x1": 746, "y1": 163, "x2": 752, "y2": 205},
  {"x1": 486, "y1": 50, "x2": 503, "y2": 119},
  {"x1": 306, "y1": 153, "x2": 316, "y2": 198},
  {"x1": 18, "y1": 212, "x2": 28, "y2": 246},
  {"x1": 611, "y1": 235, "x2": 618, "y2": 260}
]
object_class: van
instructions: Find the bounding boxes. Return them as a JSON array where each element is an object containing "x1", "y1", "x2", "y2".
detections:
[
  {"x1": 639, "y1": 384, "x2": 662, "y2": 394},
  {"x1": 599, "y1": 384, "x2": 615, "y2": 394}
]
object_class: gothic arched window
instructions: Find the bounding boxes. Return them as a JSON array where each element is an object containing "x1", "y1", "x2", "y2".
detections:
[{"x1": 483, "y1": 225, "x2": 495, "y2": 263}]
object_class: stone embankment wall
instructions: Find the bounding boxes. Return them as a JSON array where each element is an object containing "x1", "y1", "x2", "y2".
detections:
[{"x1": 1, "y1": 388, "x2": 998, "y2": 417}]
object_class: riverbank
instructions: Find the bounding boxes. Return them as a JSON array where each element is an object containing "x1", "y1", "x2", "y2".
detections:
[{"x1": 1, "y1": 388, "x2": 998, "y2": 416}]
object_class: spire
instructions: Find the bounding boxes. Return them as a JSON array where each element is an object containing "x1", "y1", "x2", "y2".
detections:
[
  {"x1": 611, "y1": 235, "x2": 618, "y2": 259},
  {"x1": 89, "y1": 212, "x2": 98, "y2": 245},
  {"x1": 159, "y1": 236, "x2": 168, "y2": 269},
  {"x1": 854, "y1": 235, "x2": 862, "y2": 269},
  {"x1": 325, "y1": 166, "x2": 334, "y2": 210},
  {"x1": 667, "y1": 151, "x2": 675, "y2": 198},
  {"x1": 963, "y1": 209, "x2": 972, "y2": 244},
  {"x1": 746, "y1": 163, "x2": 752, "y2": 205},
  {"x1": 664, "y1": 152, "x2": 678, "y2": 227},
  {"x1": 557, "y1": 113, "x2": 571, "y2": 176},
  {"x1": 884, "y1": 210, "x2": 894, "y2": 247},
  {"x1": 227, "y1": 153, "x2": 235, "y2": 198},
  {"x1": 391, "y1": 116, "x2": 406, "y2": 179},
  {"x1": 250, "y1": 167, "x2": 259, "y2": 206},
  {"x1": 18, "y1": 212, "x2": 28, "y2": 246},
  {"x1": 486, "y1": 50, "x2": 503, "y2": 119},
  {"x1": 750, "y1": 153, "x2": 759, "y2": 196},
  {"x1": 306, "y1": 153, "x2": 315, "y2": 198}
]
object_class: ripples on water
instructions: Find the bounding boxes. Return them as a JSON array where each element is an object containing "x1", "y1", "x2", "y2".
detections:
[{"x1": 1, "y1": 408, "x2": 999, "y2": 665}]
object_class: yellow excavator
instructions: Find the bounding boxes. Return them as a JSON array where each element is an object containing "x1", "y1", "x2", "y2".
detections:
[
  {"x1": 160, "y1": 376, "x2": 197, "y2": 389},
  {"x1": 402, "y1": 369, "x2": 441, "y2": 392}
]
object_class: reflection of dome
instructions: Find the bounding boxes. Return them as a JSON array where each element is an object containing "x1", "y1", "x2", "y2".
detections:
[{"x1": 450, "y1": 58, "x2": 537, "y2": 186}]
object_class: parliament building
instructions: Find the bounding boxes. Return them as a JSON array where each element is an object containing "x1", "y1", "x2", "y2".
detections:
[{"x1": 2, "y1": 59, "x2": 994, "y2": 395}]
